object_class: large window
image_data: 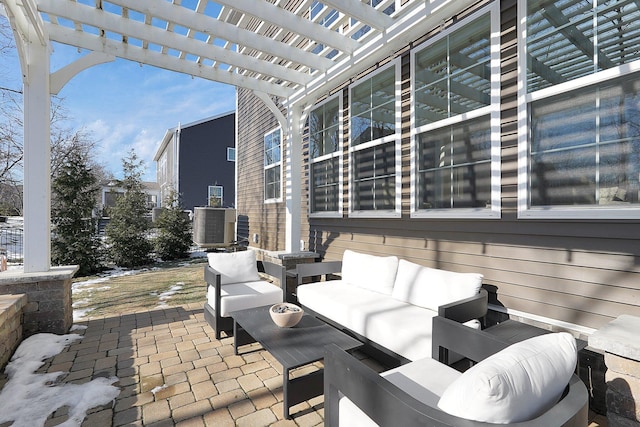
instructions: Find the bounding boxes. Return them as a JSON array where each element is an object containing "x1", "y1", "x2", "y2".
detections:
[
  {"x1": 519, "y1": 0, "x2": 640, "y2": 218},
  {"x1": 349, "y1": 61, "x2": 401, "y2": 216},
  {"x1": 309, "y1": 94, "x2": 342, "y2": 216},
  {"x1": 411, "y1": 6, "x2": 500, "y2": 218},
  {"x1": 264, "y1": 128, "x2": 282, "y2": 202}
]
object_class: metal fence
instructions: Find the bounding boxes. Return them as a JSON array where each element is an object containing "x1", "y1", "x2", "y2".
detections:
[{"x1": 0, "y1": 226, "x2": 23, "y2": 262}]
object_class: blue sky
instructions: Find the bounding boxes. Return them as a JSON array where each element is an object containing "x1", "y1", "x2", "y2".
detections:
[{"x1": 0, "y1": 10, "x2": 236, "y2": 182}]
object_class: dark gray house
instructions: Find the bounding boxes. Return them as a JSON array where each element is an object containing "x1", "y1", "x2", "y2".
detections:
[{"x1": 154, "y1": 111, "x2": 236, "y2": 212}]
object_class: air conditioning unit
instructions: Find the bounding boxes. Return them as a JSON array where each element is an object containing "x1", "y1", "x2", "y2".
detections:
[{"x1": 192, "y1": 207, "x2": 236, "y2": 248}]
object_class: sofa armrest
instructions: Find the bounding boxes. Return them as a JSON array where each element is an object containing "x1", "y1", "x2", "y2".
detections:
[
  {"x1": 432, "y1": 316, "x2": 509, "y2": 364},
  {"x1": 258, "y1": 260, "x2": 286, "y2": 288},
  {"x1": 438, "y1": 289, "x2": 488, "y2": 324},
  {"x1": 324, "y1": 344, "x2": 470, "y2": 427},
  {"x1": 295, "y1": 261, "x2": 342, "y2": 285}
]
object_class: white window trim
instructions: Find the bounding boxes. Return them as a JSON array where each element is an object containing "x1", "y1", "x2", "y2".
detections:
[
  {"x1": 309, "y1": 92, "x2": 344, "y2": 218},
  {"x1": 264, "y1": 127, "x2": 283, "y2": 204},
  {"x1": 410, "y1": 3, "x2": 501, "y2": 219},
  {"x1": 227, "y1": 147, "x2": 236, "y2": 162},
  {"x1": 208, "y1": 185, "x2": 224, "y2": 206},
  {"x1": 348, "y1": 58, "x2": 402, "y2": 218},
  {"x1": 517, "y1": 0, "x2": 640, "y2": 219}
]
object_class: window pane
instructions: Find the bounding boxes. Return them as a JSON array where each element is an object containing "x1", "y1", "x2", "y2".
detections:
[
  {"x1": 265, "y1": 166, "x2": 281, "y2": 200},
  {"x1": 310, "y1": 98, "x2": 340, "y2": 158},
  {"x1": 527, "y1": 0, "x2": 640, "y2": 93},
  {"x1": 352, "y1": 113, "x2": 372, "y2": 145},
  {"x1": 530, "y1": 72, "x2": 640, "y2": 207},
  {"x1": 353, "y1": 143, "x2": 396, "y2": 211},
  {"x1": 311, "y1": 157, "x2": 339, "y2": 212},
  {"x1": 351, "y1": 66, "x2": 396, "y2": 145},
  {"x1": 417, "y1": 116, "x2": 491, "y2": 209},
  {"x1": 415, "y1": 14, "x2": 490, "y2": 127},
  {"x1": 351, "y1": 81, "x2": 371, "y2": 116},
  {"x1": 597, "y1": 1, "x2": 640, "y2": 68}
]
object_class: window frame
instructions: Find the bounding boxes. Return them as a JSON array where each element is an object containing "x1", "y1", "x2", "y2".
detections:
[
  {"x1": 410, "y1": 3, "x2": 501, "y2": 219},
  {"x1": 517, "y1": 0, "x2": 640, "y2": 219},
  {"x1": 264, "y1": 127, "x2": 283, "y2": 203},
  {"x1": 309, "y1": 92, "x2": 344, "y2": 218},
  {"x1": 348, "y1": 58, "x2": 402, "y2": 218},
  {"x1": 208, "y1": 185, "x2": 223, "y2": 207},
  {"x1": 227, "y1": 147, "x2": 236, "y2": 162}
]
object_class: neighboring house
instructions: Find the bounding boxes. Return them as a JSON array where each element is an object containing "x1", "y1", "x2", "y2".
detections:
[
  {"x1": 100, "y1": 180, "x2": 160, "y2": 215},
  {"x1": 236, "y1": 0, "x2": 640, "y2": 340},
  {"x1": 153, "y1": 112, "x2": 236, "y2": 212}
]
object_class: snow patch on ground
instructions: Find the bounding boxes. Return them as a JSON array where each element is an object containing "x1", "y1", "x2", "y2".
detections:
[
  {"x1": 0, "y1": 332, "x2": 120, "y2": 427},
  {"x1": 155, "y1": 282, "x2": 184, "y2": 308}
]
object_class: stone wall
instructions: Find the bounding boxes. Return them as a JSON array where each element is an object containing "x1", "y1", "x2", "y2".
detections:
[
  {"x1": 0, "y1": 266, "x2": 78, "y2": 337},
  {"x1": 590, "y1": 315, "x2": 640, "y2": 426},
  {"x1": 0, "y1": 294, "x2": 27, "y2": 370}
]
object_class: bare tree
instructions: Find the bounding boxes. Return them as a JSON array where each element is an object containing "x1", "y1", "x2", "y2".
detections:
[{"x1": 0, "y1": 17, "x2": 108, "y2": 215}]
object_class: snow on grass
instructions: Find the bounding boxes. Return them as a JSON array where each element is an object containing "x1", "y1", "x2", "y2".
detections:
[
  {"x1": 0, "y1": 332, "x2": 120, "y2": 427},
  {"x1": 155, "y1": 282, "x2": 184, "y2": 308}
]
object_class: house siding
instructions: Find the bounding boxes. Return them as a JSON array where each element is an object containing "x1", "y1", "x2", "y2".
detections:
[
  {"x1": 178, "y1": 114, "x2": 236, "y2": 211},
  {"x1": 236, "y1": 0, "x2": 640, "y2": 332},
  {"x1": 237, "y1": 88, "x2": 287, "y2": 251}
]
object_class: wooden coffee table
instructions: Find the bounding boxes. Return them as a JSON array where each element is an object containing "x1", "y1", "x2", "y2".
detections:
[{"x1": 230, "y1": 305, "x2": 362, "y2": 419}]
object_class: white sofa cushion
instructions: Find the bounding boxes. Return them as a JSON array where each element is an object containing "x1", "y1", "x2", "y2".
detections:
[
  {"x1": 341, "y1": 250, "x2": 399, "y2": 296},
  {"x1": 207, "y1": 280, "x2": 283, "y2": 317},
  {"x1": 339, "y1": 357, "x2": 460, "y2": 426},
  {"x1": 207, "y1": 250, "x2": 260, "y2": 285},
  {"x1": 392, "y1": 260, "x2": 483, "y2": 312},
  {"x1": 437, "y1": 332, "x2": 577, "y2": 424},
  {"x1": 297, "y1": 281, "x2": 436, "y2": 361}
]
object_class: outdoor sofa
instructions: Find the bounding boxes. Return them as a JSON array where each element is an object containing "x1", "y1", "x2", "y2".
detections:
[
  {"x1": 296, "y1": 250, "x2": 488, "y2": 363},
  {"x1": 324, "y1": 315, "x2": 588, "y2": 426}
]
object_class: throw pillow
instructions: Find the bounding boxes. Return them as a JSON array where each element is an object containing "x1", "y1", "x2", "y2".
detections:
[
  {"x1": 437, "y1": 332, "x2": 577, "y2": 424},
  {"x1": 207, "y1": 250, "x2": 260, "y2": 285}
]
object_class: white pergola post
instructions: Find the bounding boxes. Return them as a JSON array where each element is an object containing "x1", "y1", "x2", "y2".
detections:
[
  {"x1": 285, "y1": 105, "x2": 302, "y2": 253},
  {"x1": 22, "y1": 29, "x2": 52, "y2": 273}
]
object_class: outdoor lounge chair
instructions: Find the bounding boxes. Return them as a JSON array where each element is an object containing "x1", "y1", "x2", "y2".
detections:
[
  {"x1": 203, "y1": 250, "x2": 284, "y2": 339},
  {"x1": 324, "y1": 316, "x2": 588, "y2": 427}
]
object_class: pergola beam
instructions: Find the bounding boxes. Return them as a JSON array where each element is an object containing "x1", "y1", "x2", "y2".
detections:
[
  {"x1": 320, "y1": 0, "x2": 394, "y2": 31},
  {"x1": 47, "y1": 24, "x2": 296, "y2": 97},
  {"x1": 98, "y1": 0, "x2": 335, "y2": 72},
  {"x1": 213, "y1": 0, "x2": 360, "y2": 54},
  {"x1": 38, "y1": 0, "x2": 313, "y2": 86}
]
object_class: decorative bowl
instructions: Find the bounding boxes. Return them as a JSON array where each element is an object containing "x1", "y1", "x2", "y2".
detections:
[{"x1": 269, "y1": 303, "x2": 304, "y2": 328}]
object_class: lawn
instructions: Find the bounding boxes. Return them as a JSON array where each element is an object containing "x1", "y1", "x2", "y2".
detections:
[{"x1": 71, "y1": 258, "x2": 208, "y2": 320}]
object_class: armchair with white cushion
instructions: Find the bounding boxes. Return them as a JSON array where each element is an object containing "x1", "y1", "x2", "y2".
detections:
[
  {"x1": 203, "y1": 250, "x2": 284, "y2": 339},
  {"x1": 325, "y1": 315, "x2": 588, "y2": 427}
]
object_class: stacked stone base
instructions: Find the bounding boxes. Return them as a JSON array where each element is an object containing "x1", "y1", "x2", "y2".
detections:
[
  {"x1": 606, "y1": 352, "x2": 640, "y2": 426},
  {"x1": 0, "y1": 294, "x2": 27, "y2": 370},
  {"x1": 256, "y1": 250, "x2": 319, "y2": 302},
  {"x1": 0, "y1": 266, "x2": 78, "y2": 338}
]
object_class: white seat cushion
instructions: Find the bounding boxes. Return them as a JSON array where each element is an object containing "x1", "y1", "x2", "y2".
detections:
[
  {"x1": 297, "y1": 281, "x2": 436, "y2": 361},
  {"x1": 438, "y1": 332, "x2": 577, "y2": 423},
  {"x1": 207, "y1": 280, "x2": 283, "y2": 317},
  {"x1": 339, "y1": 357, "x2": 460, "y2": 426}
]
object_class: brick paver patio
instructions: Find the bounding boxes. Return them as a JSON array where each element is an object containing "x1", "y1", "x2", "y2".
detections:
[{"x1": 0, "y1": 302, "x2": 610, "y2": 426}]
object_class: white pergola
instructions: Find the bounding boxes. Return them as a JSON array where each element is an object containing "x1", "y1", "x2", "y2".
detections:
[{"x1": 0, "y1": 0, "x2": 475, "y2": 273}]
